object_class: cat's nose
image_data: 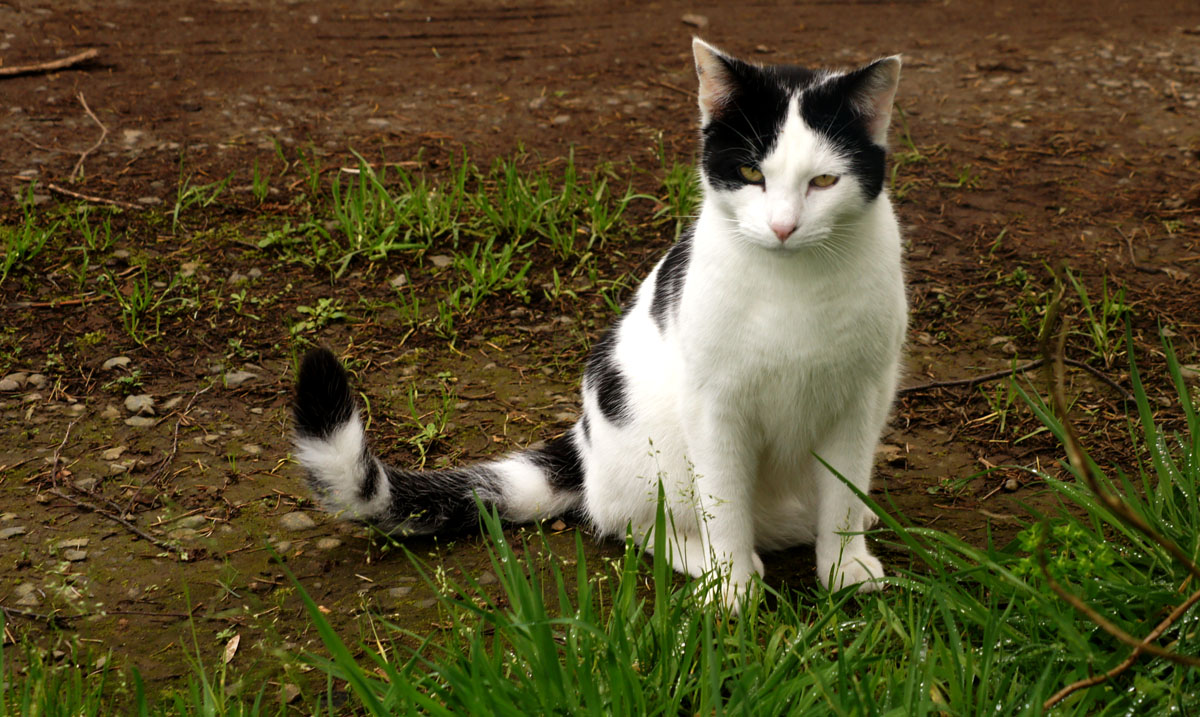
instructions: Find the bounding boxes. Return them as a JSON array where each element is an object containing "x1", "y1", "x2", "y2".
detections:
[{"x1": 769, "y1": 220, "x2": 796, "y2": 241}]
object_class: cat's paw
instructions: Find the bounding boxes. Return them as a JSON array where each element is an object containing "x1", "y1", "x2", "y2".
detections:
[
  {"x1": 751, "y1": 551, "x2": 765, "y2": 576},
  {"x1": 824, "y1": 553, "x2": 885, "y2": 593}
]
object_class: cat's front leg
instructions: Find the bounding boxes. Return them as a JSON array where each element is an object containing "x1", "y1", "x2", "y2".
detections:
[
  {"x1": 812, "y1": 425, "x2": 885, "y2": 593},
  {"x1": 683, "y1": 397, "x2": 762, "y2": 609}
]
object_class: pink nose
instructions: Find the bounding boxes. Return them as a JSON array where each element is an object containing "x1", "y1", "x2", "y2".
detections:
[{"x1": 770, "y1": 221, "x2": 796, "y2": 241}]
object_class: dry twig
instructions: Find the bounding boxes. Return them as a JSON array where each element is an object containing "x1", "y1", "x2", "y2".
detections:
[
  {"x1": 47, "y1": 182, "x2": 140, "y2": 210},
  {"x1": 48, "y1": 488, "x2": 190, "y2": 560},
  {"x1": 899, "y1": 356, "x2": 1134, "y2": 402},
  {"x1": 71, "y1": 93, "x2": 108, "y2": 181},
  {"x1": 0, "y1": 48, "x2": 99, "y2": 78}
]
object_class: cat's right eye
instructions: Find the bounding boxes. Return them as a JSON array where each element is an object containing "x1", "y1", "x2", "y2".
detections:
[{"x1": 738, "y1": 165, "x2": 764, "y2": 184}]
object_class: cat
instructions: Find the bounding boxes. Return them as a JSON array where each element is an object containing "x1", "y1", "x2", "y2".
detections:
[{"x1": 292, "y1": 38, "x2": 906, "y2": 608}]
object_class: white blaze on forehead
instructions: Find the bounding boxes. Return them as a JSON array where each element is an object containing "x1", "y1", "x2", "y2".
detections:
[{"x1": 757, "y1": 96, "x2": 844, "y2": 230}]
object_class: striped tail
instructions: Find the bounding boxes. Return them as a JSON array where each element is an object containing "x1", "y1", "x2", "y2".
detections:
[{"x1": 291, "y1": 348, "x2": 585, "y2": 535}]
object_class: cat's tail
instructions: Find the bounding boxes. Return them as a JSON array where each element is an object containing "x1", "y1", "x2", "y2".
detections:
[{"x1": 291, "y1": 348, "x2": 585, "y2": 535}]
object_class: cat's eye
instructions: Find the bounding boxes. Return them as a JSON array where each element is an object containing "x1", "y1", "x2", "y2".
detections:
[
  {"x1": 810, "y1": 174, "x2": 839, "y2": 188},
  {"x1": 738, "y1": 165, "x2": 764, "y2": 184}
]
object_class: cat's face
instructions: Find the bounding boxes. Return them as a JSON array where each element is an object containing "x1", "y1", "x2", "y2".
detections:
[{"x1": 693, "y1": 39, "x2": 900, "y2": 252}]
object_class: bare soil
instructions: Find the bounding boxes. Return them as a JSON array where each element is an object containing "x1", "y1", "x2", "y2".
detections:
[{"x1": 1, "y1": 0, "x2": 1199, "y2": 699}]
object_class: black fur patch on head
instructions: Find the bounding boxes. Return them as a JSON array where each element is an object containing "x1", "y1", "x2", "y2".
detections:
[
  {"x1": 294, "y1": 347, "x2": 355, "y2": 438},
  {"x1": 650, "y1": 229, "x2": 693, "y2": 334},
  {"x1": 700, "y1": 56, "x2": 819, "y2": 191},
  {"x1": 699, "y1": 53, "x2": 889, "y2": 201},
  {"x1": 800, "y1": 67, "x2": 889, "y2": 201},
  {"x1": 383, "y1": 465, "x2": 500, "y2": 534},
  {"x1": 586, "y1": 326, "x2": 630, "y2": 426},
  {"x1": 531, "y1": 434, "x2": 584, "y2": 492}
]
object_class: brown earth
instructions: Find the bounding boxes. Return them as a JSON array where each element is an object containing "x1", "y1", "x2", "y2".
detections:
[{"x1": 1, "y1": 0, "x2": 1200, "y2": 701}]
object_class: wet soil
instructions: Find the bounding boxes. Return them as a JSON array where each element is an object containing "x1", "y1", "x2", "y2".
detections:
[{"x1": 2, "y1": 0, "x2": 1200, "y2": 700}]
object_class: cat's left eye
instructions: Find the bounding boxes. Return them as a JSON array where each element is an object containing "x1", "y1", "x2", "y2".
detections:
[
  {"x1": 810, "y1": 174, "x2": 839, "y2": 188},
  {"x1": 738, "y1": 165, "x2": 765, "y2": 183}
]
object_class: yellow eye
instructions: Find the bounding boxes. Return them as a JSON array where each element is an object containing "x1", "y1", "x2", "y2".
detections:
[
  {"x1": 810, "y1": 174, "x2": 839, "y2": 188},
  {"x1": 738, "y1": 165, "x2": 764, "y2": 183}
]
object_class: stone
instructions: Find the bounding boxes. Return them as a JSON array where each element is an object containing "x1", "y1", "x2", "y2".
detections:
[
  {"x1": 66, "y1": 404, "x2": 86, "y2": 417},
  {"x1": 551, "y1": 114, "x2": 570, "y2": 125},
  {"x1": 161, "y1": 396, "x2": 184, "y2": 411},
  {"x1": 241, "y1": 443, "x2": 262, "y2": 456},
  {"x1": 0, "y1": 378, "x2": 20, "y2": 392},
  {"x1": 279, "y1": 511, "x2": 316, "y2": 531},
  {"x1": 387, "y1": 586, "x2": 413, "y2": 599},
  {"x1": 100, "y1": 405, "x2": 122, "y2": 420},
  {"x1": 124, "y1": 394, "x2": 156, "y2": 416},
  {"x1": 681, "y1": 12, "x2": 709, "y2": 28},
  {"x1": 63, "y1": 549, "x2": 88, "y2": 562},
  {"x1": 72, "y1": 478, "x2": 98, "y2": 492},
  {"x1": 223, "y1": 370, "x2": 257, "y2": 388},
  {"x1": 102, "y1": 356, "x2": 131, "y2": 371},
  {"x1": 478, "y1": 571, "x2": 498, "y2": 586},
  {"x1": 389, "y1": 273, "x2": 408, "y2": 289},
  {"x1": 179, "y1": 262, "x2": 198, "y2": 278},
  {"x1": 315, "y1": 537, "x2": 342, "y2": 550},
  {"x1": 101, "y1": 446, "x2": 126, "y2": 461},
  {"x1": 109, "y1": 463, "x2": 128, "y2": 475},
  {"x1": 25, "y1": 374, "x2": 46, "y2": 389},
  {"x1": 124, "y1": 416, "x2": 158, "y2": 428},
  {"x1": 56, "y1": 538, "x2": 90, "y2": 550},
  {"x1": 0, "y1": 526, "x2": 27, "y2": 539},
  {"x1": 429, "y1": 254, "x2": 453, "y2": 268}
]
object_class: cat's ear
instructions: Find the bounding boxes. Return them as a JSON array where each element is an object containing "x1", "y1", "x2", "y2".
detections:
[
  {"x1": 692, "y1": 38, "x2": 738, "y2": 125},
  {"x1": 845, "y1": 56, "x2": 902, "y2": 146}
]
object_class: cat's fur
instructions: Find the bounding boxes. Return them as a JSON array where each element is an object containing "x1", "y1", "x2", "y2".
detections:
[{"x1": 293, "y1": 39, "x2": 906, "y2": 605}]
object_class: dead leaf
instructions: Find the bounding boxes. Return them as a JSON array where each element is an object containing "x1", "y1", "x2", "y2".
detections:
[{"x1": 222, "y1": 633, "x2": 241, "y2": 664}]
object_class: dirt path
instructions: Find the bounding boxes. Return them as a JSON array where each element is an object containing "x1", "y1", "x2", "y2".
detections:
[{"x1": 2, "y1": 0, "x2": 1199, "y2": 694}]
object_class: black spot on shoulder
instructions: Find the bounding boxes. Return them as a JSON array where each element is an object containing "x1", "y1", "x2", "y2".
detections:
[
  {"x1": 531, "y1": 434, "x2": 584, "y2": 492},
  {"x1": 586, "y1": 326, "x2": 630, "y2": 426},
  {"x1": 650, "y1": 229, "x2": 693, "y2": 334}
]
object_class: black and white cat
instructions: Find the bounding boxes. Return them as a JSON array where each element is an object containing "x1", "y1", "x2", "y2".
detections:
[{"x1": 293, "y1": 39, "x2": 906, "y2": 606}]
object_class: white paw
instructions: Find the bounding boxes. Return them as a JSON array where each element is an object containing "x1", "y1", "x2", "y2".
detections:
[
  {"x1": 825, "y1": 553, "x2": 885, "y2": 593},
  {"x1": 751, "y1": 551, "x2": 765, "y2": 576},
  {"x1": 861, "y1": 510, "x2": 880, "y2": 531}
]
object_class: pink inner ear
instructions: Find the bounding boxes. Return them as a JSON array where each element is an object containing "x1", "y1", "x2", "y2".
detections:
[
  {"x1": 860, "y1": 58, "x2": 901, "y2": 144},
  {"x1": 693, "y1": 40, "x2": 735, "y2": 121}
]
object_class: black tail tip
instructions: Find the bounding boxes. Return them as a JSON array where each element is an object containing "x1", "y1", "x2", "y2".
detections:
[{"x1": 294, "y1": 347, "x2": 355, "y2": 438}]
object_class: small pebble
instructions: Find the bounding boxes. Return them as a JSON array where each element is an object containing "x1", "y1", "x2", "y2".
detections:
[
  {"x1": 100, "y1": 405, "x2": 122, "y2": 420},
  {"x1": 1004, "y1": 478, "x2": 1020, "y2": 492},
  {"x1": 63, "y1": 549, "x2": 87, "y2": 562},
  {"x1": 241, "y1": 443, "x2": 262, "y2": 456},
  {"x1": 223, "y1": 370, "x2": 257, "y2": 388},
  {"x1": 279, "y1": 511, "x2": 316, "y2": 531},
  {"x1": 478, "y1": 571, "x2": 498, "y2": 585},
  {"x1": 25, "y1": 374, "x2": 46, "y2": 389},
  {"x1": 388, "y1": 586, "x2": 413, "y2": 599},
  {"x1": 550, "y1": 519, "x2": 567, "y2": 531},
  {"x1": 0, "y1": 526, "x2": 27, "y2": 539},
  {"x1": 102, "y1": 356, "x2": 131, "y2": 371},
  {"x1": 100, "y1": 446, "x2": 126, "y2": 461},
  {"x1": 429, "y1": 254, "x2": 453, "y2": 268},
  {"x1": 124, "y1": 394, "x2": 156, "y2": 416},
  {"x1": 124, "y1": 416, "x2": 158, "y2": 428},
  {"x1": 316, "y1": 538, "x2": 342, "y2": 550},
  {"x1": 56, "y1": 538, "x2": 89, "y2": 549}
]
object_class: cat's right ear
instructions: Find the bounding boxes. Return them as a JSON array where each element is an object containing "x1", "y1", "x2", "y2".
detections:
[{"x1": 692, "y1": 38, "x2": 737, "y2": 125}]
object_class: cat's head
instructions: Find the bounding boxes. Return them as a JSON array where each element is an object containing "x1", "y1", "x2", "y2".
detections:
[{"x1": 692, "y1": 39, "x2": 900, "y2": 252}]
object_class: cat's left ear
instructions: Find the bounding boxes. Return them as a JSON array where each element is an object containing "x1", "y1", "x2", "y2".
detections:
[
  {"x1": 692, "y1": 38, "x2": 738, "y2": 125},
  {"x1": 845, "y1": 56, "x2": 902, "y2": 146}
]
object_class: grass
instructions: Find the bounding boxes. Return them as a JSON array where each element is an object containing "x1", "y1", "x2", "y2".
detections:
[
  {"x1": 0, "y1": 184, "x2": 60, "y2": 287},
  {"x1": 10, "y1": 330, "x2": 1192, "y2": 714}
]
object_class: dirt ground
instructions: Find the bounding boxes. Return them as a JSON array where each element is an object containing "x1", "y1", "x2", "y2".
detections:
[{"x1": 2, "y1": 0, "x2": 1200, "y2": 700}]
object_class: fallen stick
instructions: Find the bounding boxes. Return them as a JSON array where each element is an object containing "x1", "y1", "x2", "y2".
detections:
[
  {"x1": 0, "y1": 48, "x2": 99, "y2": 78},
  {"x1": 47, "y1": 488, "x2": 190, "y2": 560},
  {"x1": 71, "y1": 93, "x2": 107, "y2": 181},
  {"x1": 899, "y1": 356, "x2": 1134, "y2": 402},
  {"x1": 47, "y1": 182, "x2": 140, "y2": 210}
]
